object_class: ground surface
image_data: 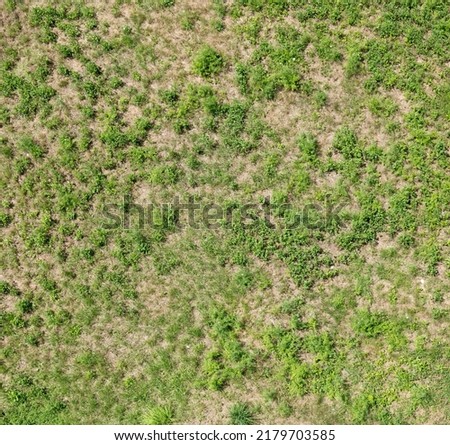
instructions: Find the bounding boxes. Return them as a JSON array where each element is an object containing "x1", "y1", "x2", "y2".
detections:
[{"x1": 1, "y1": 0, "x2": 449, "y2": 425}]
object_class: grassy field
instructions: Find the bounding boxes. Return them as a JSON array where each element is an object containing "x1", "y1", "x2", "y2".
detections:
[{"x1": 1, "y1": 0, "x2": 449, "y2": 425}]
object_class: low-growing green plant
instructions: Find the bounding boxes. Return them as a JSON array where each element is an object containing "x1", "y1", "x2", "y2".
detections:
[
  {"x1": 229, "y1": 402, "x2": 254, "y2": 425},
  {"x1": 298, "y1": 133, "x2": 319, "y2": 164},
  {"x1": 0, "y1": 212, "x2": 12, "y2": 227},
  {"x1": 18, "y1": 136, "x2": 44, "y2": 159},
  {"x1": 148, "y1": 165, "x2": 180, "y2": 185},
  {"x1": 0, "y1": 280, "x2": 20, "y2": 295},
  {"x1": 368, "y1": 96, "x2": 398, "y2": 118},
  {"x1": 143, "y1": 406, "x2": 174, "y2": 425},
  {"x1": 192, "y1": 46, "x2": 224, "y2": 78}
]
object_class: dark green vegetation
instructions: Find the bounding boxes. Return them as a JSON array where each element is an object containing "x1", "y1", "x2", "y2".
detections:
[
  {"x1": 1, "y1": 0, "x2": 449, "y2": 425},
  {"x1": 229, "y1": 402, "x2": 254, "y2": 425}
]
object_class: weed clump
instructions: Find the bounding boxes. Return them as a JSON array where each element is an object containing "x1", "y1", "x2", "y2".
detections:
[
  {"x1": 143, "y1": 406, "x2": 174, "y2": 425},
  {"x1": 229, "y1": 403, "x2": 254, "y2": 425},
  {"x1": 192, "y1": 46, "x2": 224, "y2": 78}
]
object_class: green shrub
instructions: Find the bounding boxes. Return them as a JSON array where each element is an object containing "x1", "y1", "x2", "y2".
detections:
[
  {"x1": 0, "y1": 280, "x2": 20, "y2": 295},
  {"x1": 345, "y1": 47, "x2": 363, "y2": 77},
  {"x1": 153, "y1": 252, "x2": 181, "y2": 275},
  {"x1": 100, "y1": 126, "x2": 129, "y2": 150},
  {"x1": 202, "y1": 307, "x2": 254, "y2": 390},
  {"x1": 85, "y1": 61, "x2": 102, "y2": 77},
  {"x1": 180, "y1": 12, "x2": 197, "y2": 31},
  {"x1": 82, "y1": 81, "x2": 101, "y2": 100},
  {"x1": 314, "y1": 90, "x2": 327, "y2": 107},
  {"x1": 18, "y1": 136, "x2": 44, "y2": 158},
  {"x1": 148, "y1": 165, "x2": 180, "y2": 185},
  {"x1": 298, "y1": 133, "x2": 319, "y2": 163},
  {"x1": 59, "y1": 133, "x2": 78, "y2": 167},
  {"x1": 57, "y1": 44, "x2": 79, "y2": 59},
  {"x1": 25, "y1": 214, "x2": 53, "y2": 250},
  {"x1": 316, "y1": 37, "x2": 342, "y2": 62},
  {"x1": 332, "y1": 127, "x2": 361, "y2": 160},
  {"x1": 0, "y1": 212, "x2": 12, "y2": 227},
  {"x1": 368, "y1": 96, "x2": 398, "y2": 118},
  {"x1": 17, "y1": 298, "x2": 34, "y2": 314},
  {"x1": 234, "y1": 268, "x2": 254, "y2": 289},
  {"x1": 128, "y1": 117, "x2": 152, "y2": 145},
  {"x1": 29, "y1": 7, "x2": 61, "y2": 28},
  {"x1": 352, "y1": 310, "x2": 388, "y2": 338},
  {"x1": 159, "y1": 87, "x2": 179, "y2": 105},
  {"x1": 10, "y1": 79, "x2": 56, "y2": 117},
  {"x1": 14, "y1": 158, "x2": 32, "y2": 176},
  {"x1": 58, "y1": 22, "x2": 81, "y2": 38},
  {"x1": 32, "y1": 58, "x2": 53, "y2": 82},
  {"x1": 418, "y1": 240, "x2": 442, "y2": 275},
  {"x1": 156, "y1": 0, "x2": 175, "y2": 8},
  {"x1": 0, "y1": 106, "x2": 10, "y2": 125},
  {"x1": 192, "y1": 46, "x2": 224, "y2": 78},
  {"x1": 39, "y1": 27, "x2": 58, "y2": 43}
]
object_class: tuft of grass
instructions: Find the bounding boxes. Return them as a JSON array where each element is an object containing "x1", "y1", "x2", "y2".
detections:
[
  {"x1": 229, "y1": 403, "x2": 254, "y2": 425},
  {"x1": 143, "y1": 406, "x2": 174, "y2": 425}
]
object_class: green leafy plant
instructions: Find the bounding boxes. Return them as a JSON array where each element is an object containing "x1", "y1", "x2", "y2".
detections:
[{"x1": 192, "y1": 46, "x2": 224, "y2": 78}]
